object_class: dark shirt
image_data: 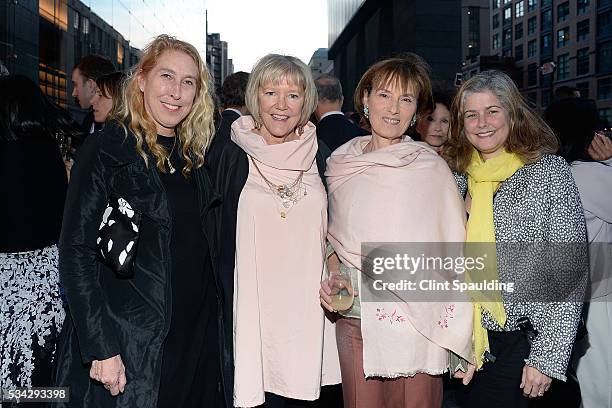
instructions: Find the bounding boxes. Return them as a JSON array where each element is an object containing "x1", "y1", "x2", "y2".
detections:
[
  {"x1": 316, "y1": 113, "x2": 369, "y2": 152},
  {"x1": 0, "y1": 138, "x2": 67, "y2": 252}
]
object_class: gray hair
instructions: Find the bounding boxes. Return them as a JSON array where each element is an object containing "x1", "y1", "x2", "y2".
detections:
[
  {"x1": 315, "y1": 74, "x2": 343, "y2": 102},
  {"x1": 245, "y1": 54, "x2": 317, "y2": 129}
]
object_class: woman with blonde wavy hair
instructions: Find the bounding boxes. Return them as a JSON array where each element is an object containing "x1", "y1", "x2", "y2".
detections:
[{"x1": 54, "y1": 35, "x2": 225, "y2": 407}]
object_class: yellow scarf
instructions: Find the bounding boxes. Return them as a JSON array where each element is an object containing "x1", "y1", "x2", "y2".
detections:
[{"x1": 465, "y1": 149, "x2": 524, "y2": 369}]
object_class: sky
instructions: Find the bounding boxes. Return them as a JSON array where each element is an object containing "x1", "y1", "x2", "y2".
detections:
[
  {"x1": 205, "y1": 0, "x2": 329, "y2": 72},
  {"x1": 84, "y1": 0, "x2": 328, "y2": 71}
]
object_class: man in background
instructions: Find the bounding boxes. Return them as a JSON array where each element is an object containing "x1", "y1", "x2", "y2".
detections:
[
  {"x1": 209, "y1": 71, "x2": 249, "y2": 151},
  {"x1": 71, "y1": 55, "x2": 115, "y2": 135},
  {"x1": 314, "y1": 74, "x2": 368, "y2": 152}
]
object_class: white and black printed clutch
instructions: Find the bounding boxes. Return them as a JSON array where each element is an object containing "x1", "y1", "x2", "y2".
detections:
[{"x1": 96, "y1": 194, "x2": 141, "y2": 277}]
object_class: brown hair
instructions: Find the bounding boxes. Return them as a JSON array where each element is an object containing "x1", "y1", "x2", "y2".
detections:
[
  {"x1": 115, "y1": 34, "x2": 215, "y2": 175},
  {"x1": 354, "y1": 54, "x2": 433, "y2": 128},
  {"x1": 445, "y1": 70, "x2": 558, "y2": 172},
  {"x1": 96, "y1": 71, "x2": 125, "y2": 120}
]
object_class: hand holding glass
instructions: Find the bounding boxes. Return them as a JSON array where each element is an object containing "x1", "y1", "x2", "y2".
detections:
[{"x1": 329, "y1": 272, "x2": 354, "y2": 312}]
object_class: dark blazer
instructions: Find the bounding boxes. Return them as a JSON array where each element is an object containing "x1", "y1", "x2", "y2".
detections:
[
  {"x1": 206, "y1": 138, "x2": 331, "y2": 408},
  {"x1": 208, "y1": 109, "x2": 241, "y2": 154},
  {"x1": 316, "y1": 113, "x2": 369, "y2": 152},
  {"x1": 53, "y1": 122, "x2": 225, "y2": 407}
]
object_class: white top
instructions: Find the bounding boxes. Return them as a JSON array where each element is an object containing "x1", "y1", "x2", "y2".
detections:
[{"x1": 571, "y1": 158, "x2": 612, "y2": 299}]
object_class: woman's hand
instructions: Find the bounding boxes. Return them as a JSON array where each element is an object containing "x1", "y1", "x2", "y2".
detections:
[
  {"x1": 453, "y1": 363, "x2": 476, "y2": 385},
  {"x1": 588, "y1": 132, "x2": 612, "y2": 161},
  {"x1": 90, "y1": 354, "x2": 127, "y2": 396},
  {"x1": 520, "y1": 365, "x2": 551, "y2": 398},
  {"x1": 319, "y1": 279, "x2": 335, "y2": 313}
]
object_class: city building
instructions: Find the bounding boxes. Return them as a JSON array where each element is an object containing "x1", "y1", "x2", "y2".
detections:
[
  {"x1": 327, "y1": 0, "x2": 462, "y2": 111},
  {"x1": 463, "y1": 0, "x2": 612, "y2": 123},
  {"x1": 462, "y1": 0, "x2": 491, "y2": 62},
  {"x1": 308, "y1": 48, "x2": 333, "y2": 78},
  {"x1": 1, "y1": 0, "x2": 207, "y2": 114},
  {"x1": 206, "y1": 32, "x2": 232, "y2": 91}
]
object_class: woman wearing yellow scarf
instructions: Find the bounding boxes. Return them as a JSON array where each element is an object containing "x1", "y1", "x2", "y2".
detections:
[{"x1": 445, "y1": 71, "x2": 587, "y2": 408}]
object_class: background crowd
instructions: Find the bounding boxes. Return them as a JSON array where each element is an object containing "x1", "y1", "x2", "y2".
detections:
[{"x1": 1, "y1": 33, "x2": 611, "y2": 408}]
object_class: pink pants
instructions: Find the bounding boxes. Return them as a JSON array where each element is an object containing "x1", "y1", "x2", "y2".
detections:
[{"x1": 336, "y1": 317, "x2": 443, "y2": 408}]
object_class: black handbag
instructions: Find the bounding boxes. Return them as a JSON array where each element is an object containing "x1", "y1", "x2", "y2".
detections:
[{"x1": 96, "y1": 194, "x2": 141, "y2": 276}]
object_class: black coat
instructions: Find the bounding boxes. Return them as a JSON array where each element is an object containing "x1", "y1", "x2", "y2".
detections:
[
  {"x1": 206, "y1": 138, "x2": 331, "y2": 408},
  {"x1": 208, "y1": 109, "x2": 241, "y2": 154},
  {"x1": 53, "y1": 123, "x2": 225, "y2": 407},
  {"x1": 316, "y1": 113, "x2": 369, "y2": 152}
]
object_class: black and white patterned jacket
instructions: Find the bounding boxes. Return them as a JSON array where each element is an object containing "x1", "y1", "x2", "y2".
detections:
[{"x1": 455, "y1": 154, "x2": 587, "y2": 381}]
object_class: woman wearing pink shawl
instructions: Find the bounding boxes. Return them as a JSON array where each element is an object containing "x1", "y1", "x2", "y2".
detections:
[
  {"x1": 207, "y1": 54, "x2": 341, "y2": 408},
  {"x1": 320, "y1": 55, "x2": 473, "y2": 408}
]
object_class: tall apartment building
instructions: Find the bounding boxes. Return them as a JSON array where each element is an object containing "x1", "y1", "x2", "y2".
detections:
[
  {"x1": 1, "y1": 0, "x2": 207, "y2": 113},
  {"x1": 328, "y1": 0, "x2": 462, "y2": 111},
  {"x1": 464, "y1": 0, "x2": 612, "y2": 123},
  {"x1": 206, "y1": 33, "x2": 232, "y2": 91}
]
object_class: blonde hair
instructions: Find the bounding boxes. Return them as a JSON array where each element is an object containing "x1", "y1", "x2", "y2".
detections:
[
  {"x1": 354, "y1": 54, "x2": 433, "y2": 128},
  {"x1": 245, "y1": 54, "x2": 317, "y2": 131},
  {"x1": 114, "y1": 34, "x2": 215, "y2": 175},
  {"x1": 445, "y1": 70, "x2": 558, "y2": 172}
]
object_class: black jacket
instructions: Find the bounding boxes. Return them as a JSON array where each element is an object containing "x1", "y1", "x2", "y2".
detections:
[
  {"x1": 53, "y1": 123, "x2": 225, "y2": 407},
  {"x1": 208, "y1": 109, "x2": 241, "y2": 154},
  {"x1": 316, "y1": 113, "x2": 369, "y2": 152},
  {"x1": 206, "y1": 138, "x2": 331, "y2": 408}
]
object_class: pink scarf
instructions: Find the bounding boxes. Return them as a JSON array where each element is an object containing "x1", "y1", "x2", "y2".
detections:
[
  {"x1": 326, "y1": 136, "x2": 473, "y2": 377},
  {"x1": 230, "y1": 116, "x2": 341, "y2": 406}
]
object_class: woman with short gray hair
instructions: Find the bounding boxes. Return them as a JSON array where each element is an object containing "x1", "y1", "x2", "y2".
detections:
[{"x1": 208, "y1": 53, "x2": 339, "y2": 407}]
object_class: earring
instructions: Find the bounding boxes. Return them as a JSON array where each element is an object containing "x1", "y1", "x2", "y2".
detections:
[
  {"x1": 410, "y1": 116, "x2": 416, "y2": 127},
  {"x1": 364, "y1": 105, "x2": 369, "y2": 119}
]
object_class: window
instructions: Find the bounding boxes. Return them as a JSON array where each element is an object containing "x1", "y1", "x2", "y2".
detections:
[
  {"x1": 598, "y1": 78, "x2": 611, "y2": 100},
  {"x1": 541, "y1": 33, "x2": 552, "y2": 54},
  {"x1": 528, "y1": 17, "x2": 537, "y2": 35},
  {"x1": 542, "y1": 0, "x2": 551, "y2": 7},
  {"x1": 528, "y1": 39, "x2": 537, "y2": 57},
  {"x1": 504, "y1": 7, "x2": 512, "y2": 22},
  {"x1": 493, "y1": 34, "x2": 500, "y2": 49},
  {"x1": 577, "y1": 0, "x2": 589, "y2": 15},
  {"x1": 503, "y1": 48, "x2": 512, "y2": 57},
  {"x1": 576, "y1": 82, "x2": 589, "y2": 98},
  {"x1": 598, "y1": 42, "x2": 612, "y2": 74},
  {"x1": 577, "y1": 48, "x2": 589, "y2": 76},
  {"x1": 557, "y1": 27, "x2": 570, "y2": 48},
  {"x1": 493, "y1": 14, "x2": 500, "y2": 29},
  {"x1": 528, "y1": 63, "x2": 538, "y2": 86},
  {"x1": 515, "y1": 1, "x2": 524, "y2": 18},
  {"x1": 557, "y1": 2, "x2": 569, "y2": 22},
  {"x1": 598, "y1": 11, "x2": 612, "y2": 38},
  {"x1": 82, "y1": 17, "x2": 89, "y2": 35},
  {"x1": 515, "y1": 44, "x2": 524, "y2": 61},
  {"x1": 74, "y1": 11, "x2": 79, "y2": 30},
  {"x1": 503, "y1": 28, "x2": 512, "y2": 47},
  {"x1": 493, "y1": 0, "x2": 500, "y2": 8},
  {"x1": 527, "y1": 92, "x2": 537, "y2": 106},
  {"x1": 515, "y1": 22, "x2": 524, "y2": 39},
  {"x1": 599, "y1": 108, "x2": 611, "y2": 127},
  {"x1": 557, "y1": 54, "x2": 570, "y2": 80},
  {"x1": 504, "y1": 0, "x2": 512, "y2": 4},
  {"x1": 528, "y1": 0, "x2": 537, "y2": 12},
  {"x1": 577, "y1": 20, "x2": 589, "y2": 42},
  {"x1": 542, "y1": 91, "x2": 551, "y2": 108},
  {"x1": 542, "y1": 10, "x2": 552, "y2": 28}
]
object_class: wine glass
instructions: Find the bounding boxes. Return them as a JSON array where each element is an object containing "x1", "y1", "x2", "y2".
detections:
[{"x1": 329, "y1": 271, "x2": 354, "y2": 312}]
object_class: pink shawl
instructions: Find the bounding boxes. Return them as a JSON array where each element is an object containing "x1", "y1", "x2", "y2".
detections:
[
  {"x1": 326, "y1": 136, "x2": 473, "y2": 378},
  {"x1": 231, "y1": 116, "x2": 340, "y2": 407}
]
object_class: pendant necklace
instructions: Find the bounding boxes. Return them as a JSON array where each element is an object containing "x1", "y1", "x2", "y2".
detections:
[
  {"x1": 165, "y1": 136, "x2": 177, "y2": 174},
  {"x1": 249, "y1": 156, "x2": 307, "y2": 219}
]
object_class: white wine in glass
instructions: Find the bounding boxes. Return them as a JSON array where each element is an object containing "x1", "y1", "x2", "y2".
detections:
[{"x1": 329, "y1": 274, "x2": 354, "y2": 312}]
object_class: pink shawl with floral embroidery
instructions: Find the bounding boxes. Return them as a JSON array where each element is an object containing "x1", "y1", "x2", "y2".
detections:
[{"x1": 326, "y1": 136, "x2": 473, "y2": 378}]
